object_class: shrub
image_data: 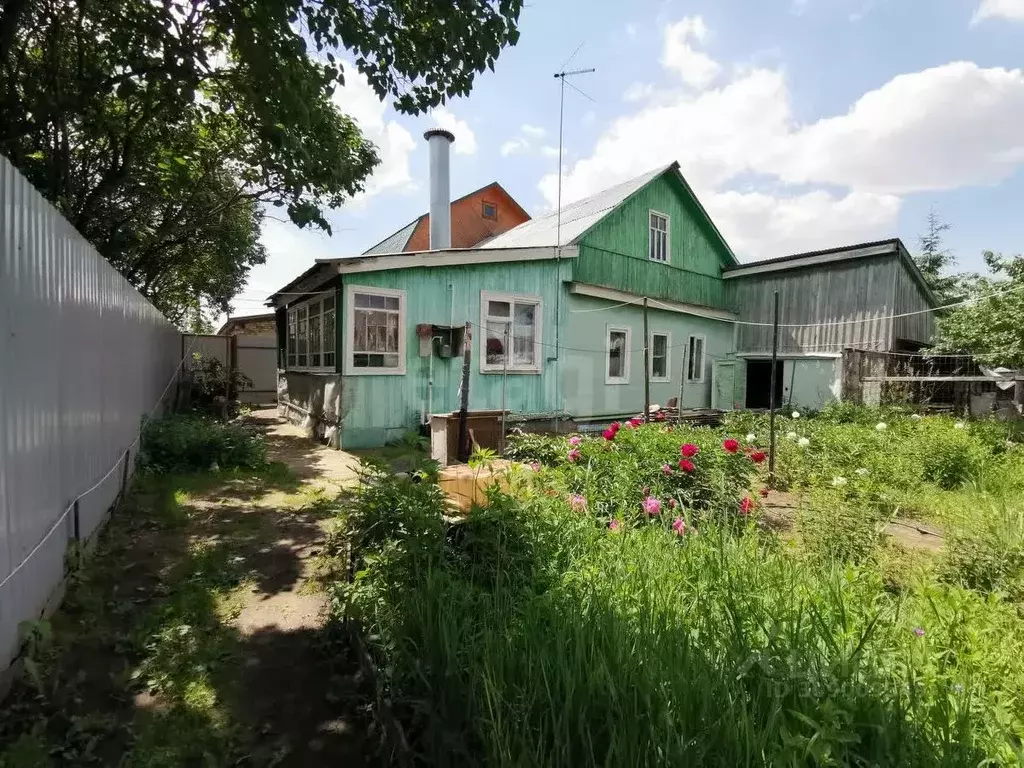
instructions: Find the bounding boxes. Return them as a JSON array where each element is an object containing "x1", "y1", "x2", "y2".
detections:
[
  {"x1": 139, "y1": 414, "x2": 266, "y2": 473},
  {"x1": 942, "y1": 503, "x2": 1024, "y2": 601},
  {"x1": 797, "y1": 488, "x2": 888, "y2": 565},
  {"x1": 503, "y1": 430, "x2": 564, "y2": 464}
]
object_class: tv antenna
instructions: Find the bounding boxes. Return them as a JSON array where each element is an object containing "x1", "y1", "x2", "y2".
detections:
[{"x1": 553, "y1": 63, "x2": 595, "y2": 249}]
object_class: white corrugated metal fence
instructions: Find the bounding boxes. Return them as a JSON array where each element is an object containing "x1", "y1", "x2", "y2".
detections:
[{"x1": 0, "y1": 155, "x2": 182, "y2": 686}]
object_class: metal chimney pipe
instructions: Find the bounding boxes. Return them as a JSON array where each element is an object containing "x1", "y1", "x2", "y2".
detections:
[{"x1": 424, "y1": 128, "x2": 454, "y2": 250}]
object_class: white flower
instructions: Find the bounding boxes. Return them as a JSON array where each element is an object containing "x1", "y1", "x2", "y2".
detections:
[
  {"x1": 832, "y1": 476, "x2": 848, "y2": 487},
  {"x1": 855, "y1": 467, "x2": 870, "y2": 477},
  {"x1": 792, "y1": 411, "x2": 801, "y2": 419},
  {"x1": 875, "y1": 422, "x2": 887, "y2": 431},
  {"x1": 746, "y1": 433, "x2": 756, "y2": 442},
  {"x1": 910, "y1": 414, "x2": 922, "y2": 421},
  {"x1": 954, "y1": 421, "x2": 965, "y2": 430},
  {"x1": 786, "y1": 431, "x2": 798, "y2": 440},
  {"x1": 798, "y1": 437, "x2": 810, "y2": 448}
]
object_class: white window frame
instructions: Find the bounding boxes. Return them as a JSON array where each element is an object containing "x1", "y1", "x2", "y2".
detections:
[
  {"x1": 649, "y1": 210, "x2": 670, "y2": 263},
  {"x1": 605, "y1": 325, "x2": 631, "y2": 385},
  {"x1": 344, "y1": 284, "x2": 407, "y2": 376},
  {"x1": 285, "y1": 290, "x2": 336, "y2": 373},
  {"x1": 479, "y1": 291, "x2": 543, "y2": 374},
  {"x1": 650, "y1": 331, "x2": 671, "y2": 383},
  {"x1": 686, "y1": 333, "x2": 706, "y2": 383}
]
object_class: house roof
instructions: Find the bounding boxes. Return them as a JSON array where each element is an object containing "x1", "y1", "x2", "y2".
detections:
[
  {"x1": 722, "y1": 238, "x2": 940, "y2": 308},
  {"x1": 216, "y1": 311, "x2": 275, "y2": 335},
  {"x1": 361, "y1": 181, "x2": 530, "y2": 255},
  {"x1": 480, "y1": 162, "x2": 738, "y2": 265}
]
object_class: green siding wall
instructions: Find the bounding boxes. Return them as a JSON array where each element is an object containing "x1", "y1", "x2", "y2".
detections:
[
  {"x1": 574, "y1": 174, "x2": 733, "y2": 308},
  {"x1": 562, "y1": 294, "x2": 736, "y2": 419},
  {"x1": 338, "y1": 259, "x2": 571, "y2": 448}
]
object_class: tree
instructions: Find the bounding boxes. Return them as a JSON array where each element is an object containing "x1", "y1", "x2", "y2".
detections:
[
  {"x1": 914, "y1": 207, "x2": 959, "y2": 300},
  {"x1": 934, "y1": 250, "x2": 1024, "y2": 367},
  {"x1": 0, "y1": 0, "x2": 522, "y2": 322}
]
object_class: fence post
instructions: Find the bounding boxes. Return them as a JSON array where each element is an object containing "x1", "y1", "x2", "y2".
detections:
[
  {"x1": 768, "y1": 291, "x2": 780, "y2": 482},
  {"x1": 120, "y1": 449, "x2": 130, "y2": 501}
]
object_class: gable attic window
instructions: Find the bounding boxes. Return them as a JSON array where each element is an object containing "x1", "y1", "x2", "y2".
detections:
[
  {"x1": 286, "y1": 291, "x2": 336, "y2": 372},
  {"x1": 345, "y1": 285, "x2": 406, "y2": 375},
  {"x1": 480, "y1": 291, "x2": 541, "y2": 373},
  {"x1": 649, "y1": 210, "x2": 669, "y2": 262},
  {"x1": 482, "y1": 201, "x2": 498, "y2": 220}
]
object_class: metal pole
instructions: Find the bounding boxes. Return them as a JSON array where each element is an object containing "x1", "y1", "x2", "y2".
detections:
[
  {"x1": 456, "y1": 321, "x2": 472, "y2": 463},
  {"x1": 556, "y1": 74, "x2": 565, "y2": 251},
  {"x1": 643, "y1": 297, "x2": 651, "y2": 422},
  {"x1": 501, "y1": 327, "x2": 509, "y2": 452},
  {"x1": 768, "y1": 291, "x2": 780, "y2": 481},
  {"x1": 677, "y1": 353, "x2": 686, "y2": 425}
]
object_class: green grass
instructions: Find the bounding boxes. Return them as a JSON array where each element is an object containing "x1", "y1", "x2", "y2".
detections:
[
  {"x1": 0, "y1": 462, "x2": 300, "y2": 768},
  {"x1": 337, "y1": 410, "x2": 1024, "y2": 766}
]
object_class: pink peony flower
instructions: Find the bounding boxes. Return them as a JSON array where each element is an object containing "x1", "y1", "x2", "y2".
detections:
[
  {"x1": 662, "y1": 463, "x2": 672, "y2": 475},
  {"x1": 679, "y1": 459, "x2": 695, "y2": 473},
  {"x1": 681, "y1": 443, "x2": 699, "y2": 458},
  {"x1": 568, "y1": 435, "x2": 582, "y2": 447},
  {"x1": 569, "y1": 494, "x2": 586, "y2": 511},
  {"x1": 723, "y1": 438, "x2": 740, "y2": 454},
  {"x1": 642, "y1": 495, "x2": 662, "y2": 516},
  {"x1": 609, "y1": 519, "x2": 620, "y2": 532},
  {"x1": 602, "y1": 428, "x2": 616, "y2": 441},
  {"x1": 739, "y1": 497, "x2": 754, "y2": 515},
  {"x1": 628, "y1": 417, "x2": 643, "y2": 427},
  {"x1": 750, "y1": 450, "x2": 766, "y2": 464},
  {"x1": 672, "y1": 517, "x2": 686, "y2": 536},
  {"x1": 530, "y1": 461, "x2": 541, "y2": 472},
  {"x1": 568, "y1": 448, "x2": 582, "y2": 463}
]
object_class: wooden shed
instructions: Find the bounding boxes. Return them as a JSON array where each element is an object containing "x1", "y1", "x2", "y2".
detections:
[{"x1": 723, "y1": 239, "x2": 939, "y2": 410}]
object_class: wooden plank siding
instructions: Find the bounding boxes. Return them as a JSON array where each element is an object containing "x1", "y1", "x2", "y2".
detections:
[
  {"x1": 727, "y1": 256, "x2": 899, "y2": 355},
  {"x1": 727, "y1": 253, "x2": 936, "y2": 355},
  {"x1": 337, "y1": 259, "x2": 570, "y2": 448},
  {"x1": 574, "y1": 173, "x2": 733, "y2": 309}
]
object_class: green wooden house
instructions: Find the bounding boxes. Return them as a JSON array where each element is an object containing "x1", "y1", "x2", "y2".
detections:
[{"x1": 268, "y1": 131, "x2": 744, "y2": 448}]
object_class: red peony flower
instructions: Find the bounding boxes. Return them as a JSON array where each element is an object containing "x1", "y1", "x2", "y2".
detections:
[
  {"x1": 739, "y1": 497, "x2": 754, "y2": 515},
  {"x1": 680, "y1": 443, "x2": 699, "y2": 458},
  {"x1": 602, "y1": 428, "x2": 616, "y2": 441},
  {"x1": 750, "y1": 450, "x2": 766, "y2": 464},
  {"x1": 723, "y1": 438, "x2": 740, "y2": 454},
  {"x1": 610, "y1": 421, "x2": 622, "y2": 432},
  {"x1": 679, "y1": 459, "x2": 695, "y2": 473}
]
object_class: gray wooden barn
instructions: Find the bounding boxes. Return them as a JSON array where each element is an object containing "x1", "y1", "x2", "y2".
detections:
[{"x1": 724, "y1": 239, "x2": 938, "y2": 410}]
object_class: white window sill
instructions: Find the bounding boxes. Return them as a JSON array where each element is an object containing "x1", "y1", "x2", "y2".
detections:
[
  {"x1": 685, "y1": 378, "x2": 705, "y2": 385},
  {"x1": 286, "y1": 367, "x2": 337, "y2": 375},
  {"x1": 343, "y1": 367, "x2": 407, "y2": 376},
  {"x1": 605, "y1": 378, "x2": 631, "y2": 386},
  {"x1": 480, "y1": 367, "x2": 542, "y2": 375},
  {"x1": 651, "y1": 377, "x2": 671, "y2": 384}
]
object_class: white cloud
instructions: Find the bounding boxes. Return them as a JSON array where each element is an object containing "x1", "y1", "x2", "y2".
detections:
[
  {"x1": 521, "y1": 123, "x2": 546, "y2": 139},
  {"x1": 501, "y1": 138, "x2": 529, "y2": 156},
  {"x1": 623, "y1": 82, "x2": 655, "y2": 102},
  {"x1": 431, "y1": 107, "x2": 477, "y2": 155},
  {"x1": 540, "y1": 146, "x2": 560, "y2": 158},
  {"x1": 707, "y1": 190, "x2": 901, "y2": 260},
  {"x1": 973, "y1": 0, "x2": 1024, "y2": 22},
  {"x1": 661, "y1": 16, "x2": 721, "y2": 89},
  {"x1": 332, "y1": 67, "x2": 416, "y2": 198},
  {"x1": 768, "y1": 63, "x2": 1024, "y2": 193},
  {"x1": 537, "y1": 19, "x2": 1024, "y2": 261}
]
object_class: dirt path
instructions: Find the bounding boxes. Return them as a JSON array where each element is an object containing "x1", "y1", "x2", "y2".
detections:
[{"x1": 223, "y1": 407, "x2": 365, "y2": 765}]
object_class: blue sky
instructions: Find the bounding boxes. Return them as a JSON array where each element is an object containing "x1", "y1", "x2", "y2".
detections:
[{"x1": 230, "y1": 0, "x2": 1024, "y2": 317}]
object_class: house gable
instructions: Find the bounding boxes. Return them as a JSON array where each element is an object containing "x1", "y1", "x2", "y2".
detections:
[{"x1": 573, "y1": 168, "x2": 736, "y2": 309}]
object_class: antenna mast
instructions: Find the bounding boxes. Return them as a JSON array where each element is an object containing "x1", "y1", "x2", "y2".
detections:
[{"x1": 553, "y1": 67, "x2": 595, "y2": 249}]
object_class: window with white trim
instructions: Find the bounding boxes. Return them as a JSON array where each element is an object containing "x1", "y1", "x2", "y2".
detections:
[
  {"x1": 480, "y1": 291, "x2": 542, "y2": 373},
  {"x1": 345, "y1": 285, "x2": 406, "y2": 374},
  {"x1": 606, "y1": 326, "x2": 631, "y2": 384},
  {"x1": 649, "y1": 210, "x2": 669, "y2": 262},
  {"x1": 286, "y1": 291, "x2": 336, "y2": 371},
  {"x1": 686, "y1": 334, "x2": 706, "y2": 383},
  {"x1": 650, "y1": 331, "x2": 670, "y2": 382}
]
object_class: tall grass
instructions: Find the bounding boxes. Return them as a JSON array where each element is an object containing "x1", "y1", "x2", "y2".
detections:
[{"x1": 339, "y1": 469, "x2": 1024, "y2": 765}]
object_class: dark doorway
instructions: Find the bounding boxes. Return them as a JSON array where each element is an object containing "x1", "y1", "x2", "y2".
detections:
[{"x1": 745, "y1": 359, "x2": 784, "y2": 409}]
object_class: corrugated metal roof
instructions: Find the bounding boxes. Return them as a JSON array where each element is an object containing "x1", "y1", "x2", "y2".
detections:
[
  {"x1": 362, "y1": 217, "x2": 419, "y2": 255},
  {"x1": 481, "y1": 164, "x2": 674, "y2": 249}
]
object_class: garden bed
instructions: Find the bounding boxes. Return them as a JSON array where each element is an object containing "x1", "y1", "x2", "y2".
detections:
[{"x1": 332, "y1": 406, "x2": 1024, "y2": 765}]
